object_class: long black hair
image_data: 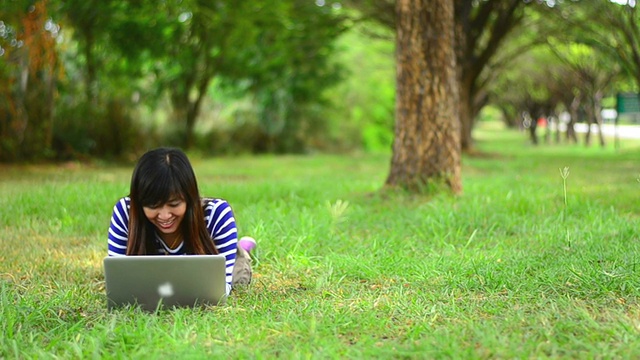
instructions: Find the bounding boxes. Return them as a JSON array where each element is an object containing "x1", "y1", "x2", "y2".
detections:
[{"x1": 126, "y1": 147, "x2": 217, "y2": 255}]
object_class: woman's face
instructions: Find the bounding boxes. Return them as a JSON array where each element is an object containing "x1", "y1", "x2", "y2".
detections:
[{"x1": 142, "y1": 197, "x2": 187, "y2": 237}]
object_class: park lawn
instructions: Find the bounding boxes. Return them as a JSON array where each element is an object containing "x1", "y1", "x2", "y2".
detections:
[{"x1": 1, "y1": 123, "x2": 640, "y2": 358}]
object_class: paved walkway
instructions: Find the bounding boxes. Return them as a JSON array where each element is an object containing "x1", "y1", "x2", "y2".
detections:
[{"x1": 573, "y1": 123, "x2": 640, "y2": 139}]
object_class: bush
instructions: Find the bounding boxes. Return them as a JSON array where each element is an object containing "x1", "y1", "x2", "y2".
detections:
[{"x1": 53, "y1": 98, "x2": 147, "y2": 161}]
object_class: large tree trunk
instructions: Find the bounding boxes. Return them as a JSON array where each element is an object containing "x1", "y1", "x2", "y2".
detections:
[
  {"x1": 386, "y1": 0, "x2": 461, "y2": 194},
  {"x1": 459, "y1": 85, "x2": 474, "y2": 152},
  {"x1": 453, "y1": 0, "x2": 472, "y2": 153}
]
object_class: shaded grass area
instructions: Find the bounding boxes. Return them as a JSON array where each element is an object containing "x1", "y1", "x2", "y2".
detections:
[{"x1": 1, "y1": 124, "x2": 640, "y2": 358}]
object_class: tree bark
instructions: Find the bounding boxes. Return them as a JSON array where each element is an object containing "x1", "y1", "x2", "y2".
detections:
[
  {"x1": 386, "y1": 0, "x2": 461, "y2": 194},
  {"x1": 458, "y1": 84, "x2": 474, "y2": 152}
]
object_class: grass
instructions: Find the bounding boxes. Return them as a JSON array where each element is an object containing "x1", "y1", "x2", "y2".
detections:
[{"x1": 2, "y1": 123, "x2": 640, "y2": 358}]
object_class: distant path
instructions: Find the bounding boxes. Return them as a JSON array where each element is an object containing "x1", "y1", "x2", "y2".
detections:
[{"x1": 573, "y1": 123, "x2": 640, "y2": 139}]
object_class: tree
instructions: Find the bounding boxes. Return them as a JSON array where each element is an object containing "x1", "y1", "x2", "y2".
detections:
[
  {"x1": 0, "y1": 0, "x2": 59, "y2": 161},
  {"x1": 102, "y1": 1, "x2": 345, "y2": 151},
  {"x1": 386, "y1": 0, "x2": 461, "y2": 193},
  {"x1": 581, "y1": 1, "x2": 640, "y2": 91},
  {"x1": 242, "y1": 0, "x2": 347, "y2": 153},
  {"x1": 59, "y1": 0, "x2": 114, "y2": 105},
  {"x1": 346, "y1": 0, "x2": 533, "y2": 153},
  {"x1": 96, "y1": 0, "x2": 260, "y2": 149},
  {"x1": 548, "y1": 41, "x2": 619, "y2": 147},
  {"x1": 454, "y1": 0, "x2": 535, "y2": 152}
]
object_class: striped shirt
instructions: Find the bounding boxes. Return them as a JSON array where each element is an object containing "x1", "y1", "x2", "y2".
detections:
[{"x1": 107, "y1": 197, "x2": 238, "y2": 295}]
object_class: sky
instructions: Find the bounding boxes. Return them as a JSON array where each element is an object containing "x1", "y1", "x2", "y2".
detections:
[{"x1": 610, "y1": 0, "x2": 636, "y2": 5}]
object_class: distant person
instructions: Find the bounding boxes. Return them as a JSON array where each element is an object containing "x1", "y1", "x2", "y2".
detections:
[
  {"x1": 107, "y1": 147, "x2": 256, "y2": 295},
  {"x1": 537, "y1": 117, "x2": 547, "y2": 128}
]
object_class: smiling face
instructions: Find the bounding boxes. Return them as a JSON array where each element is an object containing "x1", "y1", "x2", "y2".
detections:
[
  {"x1": 142, "y1": 197, "x2": 187, "y2": 238},
  {"x1": 127, "y1": 148, "x2": 211, "y2": 255}
]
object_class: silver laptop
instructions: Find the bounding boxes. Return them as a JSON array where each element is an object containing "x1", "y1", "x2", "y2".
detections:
[{"x1": 104, "y1": 255, "x2": 227, "y2": 311}]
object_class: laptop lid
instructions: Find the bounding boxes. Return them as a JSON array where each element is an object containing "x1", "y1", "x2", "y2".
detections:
[{"x1": 104, "y1": 255, "x2": 227, "y2": 311}]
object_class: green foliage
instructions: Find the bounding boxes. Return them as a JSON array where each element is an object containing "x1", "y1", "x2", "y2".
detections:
[
  {"x1": 3, "y1": 0, "x2": 640, "y2": 161},
  {"x1": 562, "y1": 1, "x2": 640, "y2": 90},
  {"x1": 2, "y1": 126, "x2": 640, "y2": 357},
  {"x1": 241, "y1": 1, "x2": 349, "y2": 153},
  {"x1": 94, "y1": 0, "x2": 348, "y2": 152},
  {"x1": 0, "y1": 0, "x2": 60, "y2": 161},
  {"x1": 1, "y1": 0, "x2": 352, "y2": 160},
  {"x1": 53, "y1": 97, "x2": 145, "y2": 160},
  {"x1": 327, "y1": 22, "x2": 396, "y2": 152}
]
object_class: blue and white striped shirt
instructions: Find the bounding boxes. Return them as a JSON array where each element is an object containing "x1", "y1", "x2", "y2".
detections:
[{"x1": 107, "y1": 197, "x2": 238, "y2": 295}]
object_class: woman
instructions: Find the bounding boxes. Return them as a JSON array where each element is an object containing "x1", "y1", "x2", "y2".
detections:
[{"x1": 107, "y1": 147, "x2": 253, "y2": 295}]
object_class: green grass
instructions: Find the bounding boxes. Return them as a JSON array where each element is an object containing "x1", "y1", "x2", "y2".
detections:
[{"x1": 2, "y1": 123, "x2": 640, "y2": 358}]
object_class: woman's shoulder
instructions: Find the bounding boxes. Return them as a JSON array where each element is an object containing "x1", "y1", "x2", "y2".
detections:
[
  {"x1": 201, "y1": 197, "x2": 234, "y2": 230},
  {"x1": 110, "y1": 197, "x2": 131, "y2": 226},
  {"x1": 113, "y1": 196, "x2": 131, "y2": 211},
  {"x1": 201, "y1": 197, "x2": 234, "y2": 219},
  {"x1": 201, "y1": 197, "x2": 230, "y2": 210}
]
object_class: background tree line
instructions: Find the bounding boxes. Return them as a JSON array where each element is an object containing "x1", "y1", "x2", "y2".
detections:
[
  {"x1": 1, "y1": 0, "x2": 639, "y2": 175},
  {"x1": 1, "y1": 0, "x2": 348, "y2": 161}
]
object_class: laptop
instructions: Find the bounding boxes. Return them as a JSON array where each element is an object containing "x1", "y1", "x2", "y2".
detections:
[{"x1": 104, "y1": 255, "x2": 227, "y2": 311}]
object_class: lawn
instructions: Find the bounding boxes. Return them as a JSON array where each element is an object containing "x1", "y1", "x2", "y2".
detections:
[{"x1": 1, "y1": 123, "x2": 640, "y2": 358}]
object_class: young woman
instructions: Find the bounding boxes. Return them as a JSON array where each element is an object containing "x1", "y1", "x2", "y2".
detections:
[{"x1": 107, "y1": 147, "x2": 254, "y2": 295}]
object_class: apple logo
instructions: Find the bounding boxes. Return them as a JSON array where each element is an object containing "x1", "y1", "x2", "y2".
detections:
[{"x1": 157, "y1": 282, "x2": 174, "y2": 298}]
